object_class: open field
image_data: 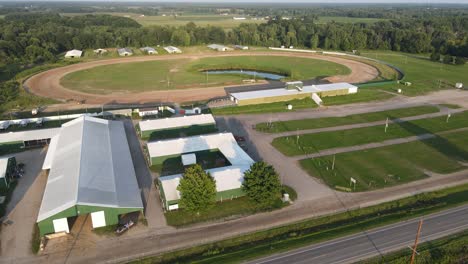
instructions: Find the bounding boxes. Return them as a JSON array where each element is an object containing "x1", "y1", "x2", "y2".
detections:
[
  {"x1": 273, "y1": 111, "x2": 468, "y2": 156},
  {"x1": 61, "y1": 12, "x2": 265, "y2": 30},
  {"x1": 300, "y1": 130, "x2": 468, "y2": 192},
  {"x1": 211, "y1": 98, "x2": 318, "y2": 115},
  {"x1": 317, "y1": 16, "x2": 387, "y2": 24},
  {"x1": 361, "y1": 51, "x2": 468, "y2": 96},
  {"x1": 256, "y1": 105, "x2": 440, "y2": 133},
  {"x1": 131, "y1": 184, "x2": 468, "y2": 263},
  {"x1": 61, "y1": 55, "x2": 350, "y2": 94},
  {"x1": 26, "y1": 52, "x2": 378, "y2": 104}
]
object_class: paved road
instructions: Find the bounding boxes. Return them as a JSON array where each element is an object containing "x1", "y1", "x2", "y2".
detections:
[{"x1": 250, "y1": 205, "x2": 468, "y2": 264}]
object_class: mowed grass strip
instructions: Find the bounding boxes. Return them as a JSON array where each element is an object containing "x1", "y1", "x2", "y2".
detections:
[
  {"x1": 211, "y1": 97, "x2": 317, "y2": 115},
  {"x1": 321, "y1": 88, "x2": 394, "y2": 106},
  {"x1": 60, "y1": 56, "x2": 349, "y2": 94},
  {"x1": 300, "y1": 130, "x2": 468, "y2": 191},
  {"x1": 256, "y1": 105, "x2": 439, "y2": 133},
  {"x1": 272, "y1": 111, "x2": 468, "y2": 156}
]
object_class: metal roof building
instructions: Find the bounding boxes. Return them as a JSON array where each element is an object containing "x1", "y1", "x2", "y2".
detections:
[
  {"x1": 140, "y1": 46, "x2": 157, "y2": 54},
  {"x1": 207, "y1": 44, "x2": 232, "y2": 51},
  {"x1": 37, "y1": 116, "x2": 143, "y2": 236},
  {"x1": 151, "y1": 133, "x2": 254, "y2": 210},
  {"x1": 138, "y1": 114, "x2": 217, "y2": 139},
  {"x1": 118, "y1": 48, "x2": 133, "y2": 56},
  {"x1": 229, "y1": 82, "x2": 358, "y2": 106},
  {"x1": 64, "y1": 49, "x2": 82, "y2": 58},
  {"x1": 163, "y1": 46, "x2": 182, "y2": 54}
]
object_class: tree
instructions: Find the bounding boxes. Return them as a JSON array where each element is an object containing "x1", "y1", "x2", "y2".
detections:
[
  {"x1": 430, "y1": 52, "x2": 441, "y2": 62},
  {"x1": 0, "y1": 81, "x2": 19, "y2": 104},
  {"x1": 242, "y1": 162, "x2": 282, "y2": 209},
  {"x1": 177, "y1": 164, "x2": 216, "y2": 214},
  {"x1": 454, "y1": 56, "x2": 466, "y2": 65},
  {"x1": 442, "y1": 55, "x2": 453, "y2": 64},
  {"x1": 309, "y1": 34, "x2": 319, "y2": 49}
]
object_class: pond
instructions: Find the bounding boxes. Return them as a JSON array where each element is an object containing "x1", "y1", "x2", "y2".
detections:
[{"x1": 203, "y1": 69, "x2": 286, "y2": 80}]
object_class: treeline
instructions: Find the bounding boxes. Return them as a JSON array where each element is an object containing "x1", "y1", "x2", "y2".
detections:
[{"x1": 1, "y1": 13, "x2": 467, "y2": 66}]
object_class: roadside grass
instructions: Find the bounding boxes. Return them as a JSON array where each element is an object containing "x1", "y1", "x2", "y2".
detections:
[
  {"x1": 439, "y1": 103, "x2": 462, "y2": 109},
  {"x1": 31, "y1": 224, "x2": 41, "y2": 254},
  {"x1": 211, "y1": 97, "x2": 318, "y2": 115},
  {"x1": 60, "y1": 56, "x2": 348, "y2": 94},
  {"x1": 300, "y1": 130, "x2": 468, "y2": 192},
  {"x1": 322, "y1": 88, "x2": 395, "y2": 106},
  {"x1": 256, "y1": 105, "x2": 439, "y2": 133},
  {"x1": 361, "y1": 51, "x2": 468, "y2": 96},
  {"x1": 359, "y1": 230, "x2": 468, "y2": 264},
  {"x1": 130, "y1": 184, "x2": 468, "y2": 264},
  {"x1": 272, "y1": 111, "x2": 468, "y2": 156}
]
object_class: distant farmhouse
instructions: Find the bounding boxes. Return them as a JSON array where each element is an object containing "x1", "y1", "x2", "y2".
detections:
[
  {"x1": 64, "y1": 49, "x2": 82, "y2": 58},
  {"x1": 140, "y1": 47, "x2": 157, "y2": 55},
  {"x1": 118, "y1": 48, "x2": 133, "y2": 56},
  {"x1": 229, "y1": 82, "x2": 358, "y2": 106},
  {"x1": 163, "y1": 46, "x2": 182, "y2": 54},
  {"x1": 37, "y1": 116, "x2": 143, "y2": 236},
  {"x1": 149, "y1": 133, "x2": 255, "y2": 211},
  {"x1": 207, "y1": 44, "x2": 233, "y2": 52},
  {"x1": 93, "y1": 48, "x2": 107, "y2": 54},
  {"x1": 233, "y1": 45, "x2": 249, "y2": 50}
]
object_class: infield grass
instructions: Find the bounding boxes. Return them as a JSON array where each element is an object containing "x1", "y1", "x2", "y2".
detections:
[
  {"x1": 256, "y1": 105, "x2": 439, "y2": 133},
  {"x1": 272, "y1": 111, "x2": 468, "y2": 156},
  {"x1": 361, "y1": 51, "x2": 468, "y2": 96},
  {"x1": 300, "y1": 130, "x2": 468, "y2": 191},
  {"x1": 60, "y1": 56, "x2": 350, "y2": 94}
]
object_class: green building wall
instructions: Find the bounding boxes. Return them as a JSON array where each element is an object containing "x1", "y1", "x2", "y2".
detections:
[
  {"x1": 141, "y1": 124, "x2": 217, "y2": 140},
  {"x1": 0, "y1": 157, "x2": 17, "y2": 190},
  {"x1": 37, "y1": 205, "x2": 142, "y2": 236},
  {"x1": 237, "y1": 93, "x2": 311, "y2": 106}
]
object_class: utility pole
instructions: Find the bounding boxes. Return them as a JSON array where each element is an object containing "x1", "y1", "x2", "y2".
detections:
[{"x1": 409, "y1": 219, "x2": 423, "y2": 264}]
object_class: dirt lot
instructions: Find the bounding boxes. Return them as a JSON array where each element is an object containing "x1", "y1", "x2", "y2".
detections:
[{"x1": 24, "y1": 52, "x2": 378, "y2": 105}]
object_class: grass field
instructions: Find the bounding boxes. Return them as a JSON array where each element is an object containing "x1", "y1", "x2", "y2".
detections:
[
  {"x1": 317, "y1": 16, "x2": 387, "y2": 24},
  {"x1": 361, "y1": 51, "x2": 468, "y2": 96},
  {"x1": 61, "y1": 56, "x2": 350, "y2": 94},
  {"x1": 62, "y1": 12, "x2": 264, "y2": 30},
  {"x1": 131, "y1": 184, "x2": 468, "y2": 264},
  {"x1": 300, "y1": 130, "x2": 468, "y2": 191},
  {"x1": 273, "y1": 111, "x2": 468, "y2": 156},
  {"x1": 211, "y1": 97, "x2": 318, "y2": 115},
  {"x1": 256, "y1": 105, "x2": 440, "y2": 133}
]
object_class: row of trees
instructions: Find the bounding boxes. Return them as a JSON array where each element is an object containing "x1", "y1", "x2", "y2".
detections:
[
  {"x1": 177, "y1": 162, "x2": 283, "y2": 214},
  {"x1": 1, "y1": 13, "x2": 467, "y2": 66}
]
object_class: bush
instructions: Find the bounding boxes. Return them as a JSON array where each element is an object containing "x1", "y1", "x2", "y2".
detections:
[
  {"x1": 454, "y1": 56, "x2": 467, "y2": 65},
  {"x1": 442, "y1": 55, "x2": 453, "y2": 64},
  {"x1": 430, "y1": 52, "x2": 441, "y2": 62}
]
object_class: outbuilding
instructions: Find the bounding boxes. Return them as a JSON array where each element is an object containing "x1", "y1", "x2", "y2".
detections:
[
  {"x1": 140, "y1": 47, "x2": 157, "y2": 55},
  {"x1": 233, "y1": 45, "x2": 249, "y2": 50},
  {"x1": 118, "y1": 48, "x2": 133, "y2": 56},
  {"x1": 64, "y1": 50, "x2": 82, "y2": 59},
  {"x1": 163, "y1": 46, "x2": 182, "y2": 54},
  {"x1": 137, "y1": 114, "x2": 217, "y2": 140},
  {"x1": 37, "y1": 116, "x2": 143, "y2": 236},
  {"x1": 208, "y1": 44, "x2": 232, "y2": 52},
  {"x1": 93, "y1": 48, "x2": 107, "y2": 54},
  {"x1": 0, "y1": 156, "x2": 16, "y2": 190}
]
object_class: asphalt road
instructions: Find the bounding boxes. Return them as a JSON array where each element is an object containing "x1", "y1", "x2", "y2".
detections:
[{"x1": 250, "y1": 205, "x2": 468, "y2": 264}]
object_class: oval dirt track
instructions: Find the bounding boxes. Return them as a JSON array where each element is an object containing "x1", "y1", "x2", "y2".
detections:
[{"x1": 24, "y1": 52, "x2": 379, "y2": 104}]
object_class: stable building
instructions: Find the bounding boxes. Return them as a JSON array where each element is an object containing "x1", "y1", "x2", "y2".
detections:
[
  {"x1": 140, "y1": 47, "x2": 157, "y2": 55},
  {"x1": 0, "y1": 156, "x2": 16, "y2": 190},
  {"x1": 64, "y1": 49, "x2": 83, "y2": 59},
  {"x1": 0, "y1": 127, "x2": 59, "y2": 150},
  {"x1": 208, "y1": 44, "x2": 232, "y2": 52},
  {"x1": 118, "y1": 48, "x2": 133, "y2": 56},
  {"x1": 138, "y1": 114, "x2": 217, "y2": 140},
  {"x1": 149, "y1": 133, "x2": 255, "y2": 210},
  {"x1": 163, "y1": 46, "x2": 182, "y2": 54},
  {"x1": 233, "y1": 45, "x2": 249, "y2": 50},
  {"x1": 37, "y1": 116, "x2": 143, "y2": 237},
  {"x1": 229, "y1": 82, "x2": 358, "y2": 106}
]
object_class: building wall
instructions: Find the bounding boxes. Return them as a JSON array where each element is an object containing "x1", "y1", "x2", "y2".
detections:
[
  {"x1": 37, "y1": 205, "x2": 141, "y2": 236},
  {"x1": 318, "y1": 88, "x2": 350, "y2": 97},
  {"x1": 237, "y1": 93, "x2": 311, "y2": 106},
  {"x1": 142, "y1": 124, "x2": 217, "y2": 140}
]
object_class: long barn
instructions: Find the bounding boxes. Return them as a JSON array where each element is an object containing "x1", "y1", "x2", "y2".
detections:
[{"x1": 37, "y1": 116, "x2": 143, "y2": 236}]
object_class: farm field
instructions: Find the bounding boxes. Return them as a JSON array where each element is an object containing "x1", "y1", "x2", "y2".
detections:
[
  {"x1": 300, "y1": 129, "x2": 468, "y2": 192},
  {"x1": 60, "y1": 56, "x2": 350, "y2": 94},
  {"x1": 361, "y1": 51, "x2": 468, "y2": 96},
  {"x1": 61, "y1": 12, "x2": 264, "y2": 29},
  {"x1": 256, "y1": 105, "x2": 440, "y2": 133},
  {"x1": 272, "y1": 111, "x2": 468, "y2": 156}
]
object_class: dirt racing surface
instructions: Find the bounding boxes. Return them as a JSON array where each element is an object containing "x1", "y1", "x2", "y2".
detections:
[{"x1": 24, "y1": 52, "x2": 379, "y2": 104}]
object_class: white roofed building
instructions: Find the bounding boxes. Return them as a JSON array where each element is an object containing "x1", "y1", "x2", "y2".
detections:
[
  {"x1": 118, "y1": 48, "x2": 133, "y2": 56},
  {"x1": 37, "y1": 116, "x2": 143, "y2": 236},
  {"x1": 64, "y1": 49, "x2": 82, "y2": 58},
  {"x1": 150, "y1": 133, "x2": 254, "y2": 210},
  {"x1": 163, "y1": 46, "x2": 182, "y2": 54},
  {"x1": 138, "y1": 114, "x2": 217, "y2": 140},
  {"x1": 140, "y1": 47, "x2": 157, "y2": 54},
  {"x1": 207, "y1": 44, "x2": 232, "y2": 52}
]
